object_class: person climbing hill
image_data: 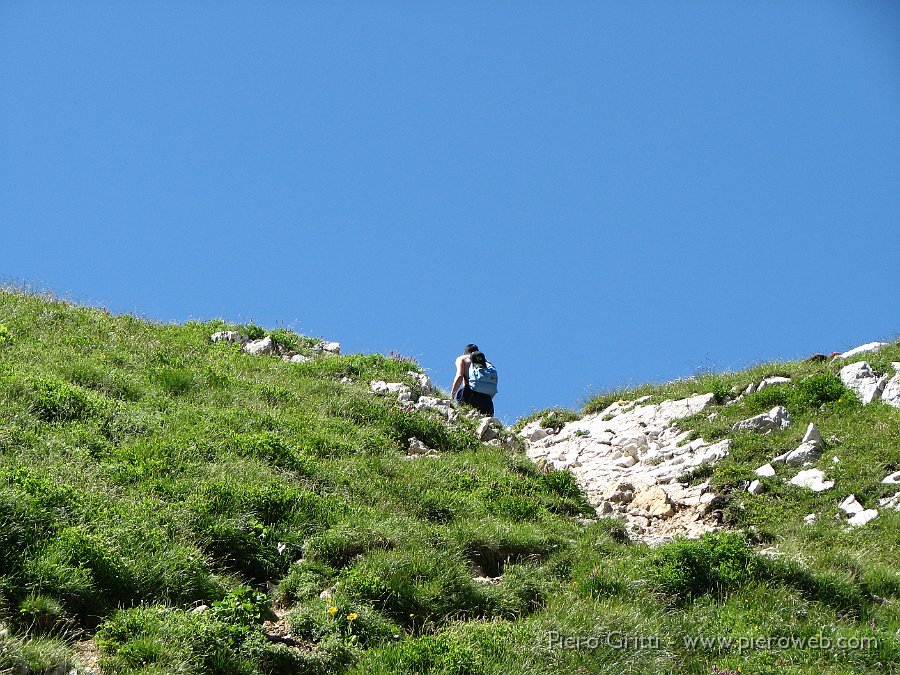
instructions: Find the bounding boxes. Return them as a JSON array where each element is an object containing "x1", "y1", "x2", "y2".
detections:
[{"x1": 450, "y1": 343, "x2": 498, "y2": 416}]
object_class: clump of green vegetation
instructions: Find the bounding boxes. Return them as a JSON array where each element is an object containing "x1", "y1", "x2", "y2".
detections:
[{"x1": 0, "y1": 288, "x2": 898, "y2": 674}]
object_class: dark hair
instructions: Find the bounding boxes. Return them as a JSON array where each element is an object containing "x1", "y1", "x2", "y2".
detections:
[
  {"x1": 470, "y1": 351, "x2": 487, "y2": 366},
  {"x1": 464, "y1": 344, "x2": 479, "y2": 354}
]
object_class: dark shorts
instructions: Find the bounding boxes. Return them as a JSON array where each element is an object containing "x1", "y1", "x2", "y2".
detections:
[{"x1": 458, "y1": 386, "x2": 494, "y2": 416}]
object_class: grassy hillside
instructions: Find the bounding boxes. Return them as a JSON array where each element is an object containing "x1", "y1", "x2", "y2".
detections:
[{"x1": 0, "y1": 289, "x2": 897, "y2": 674}]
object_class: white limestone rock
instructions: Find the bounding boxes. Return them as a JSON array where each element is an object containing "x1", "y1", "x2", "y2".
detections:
[
  {"x1": 733, "y1": 406, "x2": 792, "y2": 433},
  {"x1": 882, "y1": 470, "x2": 900, "y2": 485},
  {"x1": 838, "y1": 342, "x2": 887, "y2": 359},
  {"x1": 407, "y1": 371, "x2": 436, "y2": 396},
  {"x1": 748, "y1": 480, "x2": 763, "y2": 495},
  {"x1": 243, "y1": 336, "x2": 274, "y2": 355},
  {"x1": 755, "y1": 463, "x2": 776, "y2": 477},
  {"x1": 839, "y1": 361, "x2": 888, "y2": 405},
  {"x1": 881, "y1": 371, "x2": 900, "y2": 408},
  {"x1": 879, "y1": 492, "x2": 900, "y2": 511},
  {"x1": 630, "y1": 486, "x2": 674, "y2": 519},
  {"x1": 782, "y1": 441, "x2": 822, "y2": 467},
  {"x1": 370, "y1": 381, "x2": 412, "y2": 396},
  {"x1": 521, "y1": 391, "x2": 726, "y2": 543},
  {"x1": 520, "y1": 421, "x2": 552, "y2": 443},
  {"x1": 847, "y1": 509, "x2": 879, "y2": 527},
  {"x1": 477, "y1": 417, "x2": 502, "y2": 442},
  {"x1": 803, "y1": 513, "x2": 817, "y2": 525},
  {"x1": 838, "y1": 495, "x2": 864, "y2": 515},
  {"x1": 211, "y1": 330, "x2": 243, "y2": 344},
  {"x1": 407, "y1": 438, "x2": 438, "y2": 457},
  {"x1": 757, "y1": 376, "x2": 791, "y2": 391},
  {"x1": 414, "y1": 396, "x2": 456, "y2": 421},
  {"x1": 790, "y1": 468, "x2": 833, "y2": 492},
  {"x1": 802, "y1": 423, "x2": 824, "y2": 449},
  {"x1": 289, "y1": 354, "x2": 310, "y2": 363},
  {"x1": 313, "y1": 341, "x2": 341, "y2": 355},
  {"x1": 614, "y1": 455, "x2": 638, "y2": 468}
]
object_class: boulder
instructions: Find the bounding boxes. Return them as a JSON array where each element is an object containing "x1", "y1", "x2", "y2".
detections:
[
  {"x1": 407, "y1": 438, "x2": 437, "y2": 457},
  {"x1": 211, "y1": 330, "x2": 243, "y2": 344},
  {"x1": 839, "y1": 361, "x2": 888, "y2": 404},
  {"x1": 801, "y1": 423, "x2": 824, "y2": 449},
  {"x1": 613, "y1": 455, "x2": 638, "y2": 468},
  {"x1": 756, "y1": 376, "x2": 791, "y2": 391},
  {"x1": 879, "y1": 492, "x2": 900, "y2": 511},
  {"x1": 838, "y1": 495, "x2": 864, "y2": 515},
  {"x1": 407, "y1": 371, "x2": 436, "y2": 396},
  {"x1": 747, "y1": 480, "x2": 763, "y2": 495},
  {"x1": 289, "y1": 354, "x2": 310, "y2": 363},
  {"x1": 630, "y1": 486, "x2": 674, "y2": 519},
  {"x1": 732, "y1": 406, "x2": 792, "y2": 433},
  {"x1": 881, "y1": 369, "x2": 900, "y2": 408},
  {"x1": 477, "y1": 417, "x2": 502, "y2": 442},
  {"x1": 243, "y1": 336, "x2": 274, "y2": 355},
  {"x1": 413, "y1": 396, "x2": 457, "y2": 421},
  {"x1": 755, "y1": 463, "x2": 776, "y2": 477},
  {"x1": 371, "y1": 381, "x2": 411, "y2": 395},
  {"x1": 789, "y1": 468, "x2": 833, "y2": 492},
  {"x1": 803, "y1": 513, "x2": 817, "y2": 525},
  {"x1": 313, "y1": 341, "x2": 341, "y2": 355},
  {"x1": 847, "y1": 509, "x2": 879, "y2": 527},
  {"x1": 882, "y1": 470, "x2": 900, "y2": 485},
  {"x1": 838, "y1": 342, "x2": 887, "y2": 359},
  {"x1": 781, "y1": 441, "x2": 822, "y2": 467},
  {"x1": 520, "y1": 421, "x2": 552, "y2": 442}
]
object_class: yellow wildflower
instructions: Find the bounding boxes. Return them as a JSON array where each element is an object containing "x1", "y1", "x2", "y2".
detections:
[
  {"x1": 327, "y1": 606, "x2": 338, "y2": 615},
  {"x1": 347, "y1": 612, "x2": 359, "y2": 621}
]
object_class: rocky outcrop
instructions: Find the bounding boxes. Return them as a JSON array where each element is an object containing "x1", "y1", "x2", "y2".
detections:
[
  {"x1": 521, "y1": 392, "x2": 730, "y2": 543},
  {"x1": 732, "y1": 406, "x2": 792, "y2": 433},
  {"x1": 837, "y1": 343, "x2": 900, "y2": 407},
  {"x1": 881, "y1": 365, "x2": 900, "y2": 407},
  {"x1": 243, "y1": 336, "x2": 275, "y2": 355},
  {"x1": 838, "y1": 342, "x2": 888, "y2": 359},
  {"x1": 313, "y1": 341, "x2": 341, "y2": 355},
  {"x1": 211, "y1": 330, "x2": 243, "y2": 344},
  {"x1": 407, "y1": 437, "x2": 438, "y2": 458},
  {"x1": 839, "y1": 362, "x2": 889, "y2": 405},
  {"x1": 209, "y1": 330, "x2": 341, "y2": 362}
]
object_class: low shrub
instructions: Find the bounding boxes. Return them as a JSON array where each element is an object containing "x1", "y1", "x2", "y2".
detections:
[
  {"x1": 24, "y1": 377, "x2": 96, "y2": 422},
  {"x1": 647, "y1": 531, "x2": 760, "y2": 602}
]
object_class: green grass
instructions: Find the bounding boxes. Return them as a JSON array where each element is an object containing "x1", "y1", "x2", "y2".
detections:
[{"x1": 0, "y1": 288, "x2": 898, "y2": 674}]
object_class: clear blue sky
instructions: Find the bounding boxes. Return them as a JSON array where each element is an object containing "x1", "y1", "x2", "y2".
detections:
[{"x1": 2, "y1": 2, "x2": 899, "y2": 423}]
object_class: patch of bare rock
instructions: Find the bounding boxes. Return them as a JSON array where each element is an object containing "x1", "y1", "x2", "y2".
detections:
[
  {"x1": 839, "y1": 360, "x2": 900, "y2": 407},
  {"x1": 520, "y1": 392, "x2": 729, "y2": 544},
  {"x1": 368, "y1": 375, "x2": 519, "y2": 453},
  {"x1": 210, "y1": 330, "x2": 340, "y2": 361}
]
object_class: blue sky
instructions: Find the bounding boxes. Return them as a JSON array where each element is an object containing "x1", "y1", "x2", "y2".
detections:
[{"x1": 2, "y1": 1, "x2": 899, "y2": 423}]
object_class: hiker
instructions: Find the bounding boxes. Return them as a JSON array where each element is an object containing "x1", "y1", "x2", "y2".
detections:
[{"x1": 450, "y1": 343, "x2": 498, "y2": 416}]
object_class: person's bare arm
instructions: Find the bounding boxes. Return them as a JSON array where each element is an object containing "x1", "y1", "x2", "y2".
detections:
[{"x1": 450, "y1": 356, "x2": 468, "y2": 398}]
